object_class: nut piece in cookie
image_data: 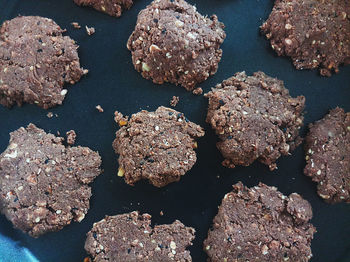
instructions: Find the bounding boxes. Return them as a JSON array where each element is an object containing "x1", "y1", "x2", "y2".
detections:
[
  {"x1": 261, "y1": 0, "x2": 350, "y2": 76},
  {"x1": 0, "y1": 124, "x2": 102, "y2": 237},
  {"x1": 204, "y1": 182, "x2": 316, "y2": 262},
  {"x1": 127, "y1": 0, "x2": 226, "y2": 91},
  {"x1": 84, "y1": 211, "x2": 195, "y2": 261},
  {"x1": 0, "y1": 16, "x2": 84, "y2": 109},
  {"x1": 304, "y1": 107, "x2": 350, "y2": 203},
  {"x1": 113, "y1": 106, "x2": 204, "y2": 187},
  {"x1": 73, "y1": 0, "x2": 133, "y2": 17},
  {"x1": 205, "y1": 71, "x2": 305, "y2": 170}
]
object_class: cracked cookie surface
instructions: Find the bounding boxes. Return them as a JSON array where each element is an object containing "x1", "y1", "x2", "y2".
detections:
[
  {"x1": 0, "y1": 124, "x2": 102, "y2": 237},
  {"x1": 204, "y1": 182, "x2": 316, "y2": 262},
  {"x1": 304, "y1": 107, "x2": 350, "y2": 203},
  {"x1": 85, "y1": 211, "x2": 195, "y2": 261},
  {"x1": 0, "y1": 16, "x2": 84, "y2": 109},
  {"x1": 261, "y1": 0, "x2": 350, "y2": 76},
  {"x1": 205, "y1": 71, "x2": 305, "y2": 170},
  {"x1": 127, "y1": 0, "x2": 226, "y2": 90},
  {"x1": 113, "y1": 106, "x2": 204, "y2": 187}
]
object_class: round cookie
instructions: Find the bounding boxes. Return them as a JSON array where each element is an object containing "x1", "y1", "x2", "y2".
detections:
[
  {"x1": 113, "y1": 106, "x2": 204, "y2": 187},
  {"x1": 0, "y1": 124, "x2": 102, "y2": 237},
  {"x1": 304, "y1": 107, "x2": 350, "y2": 203},
  {"x1": 261, "y1": 0, "x2": 350, "y2": 77},
  {"x1": 73, "y1": 0, "x2": 133, "y2": 17},
  {"x1": 204, "y1": 182, "x2": 316, "y2": 262},
  {"x1": 0, "y1": 16, "x2": 84, "y2": 109},
  {"x1": 205, "y1": 71, "x2": 305, "y2": 170},
  {"x1": 85, "y1": 211, "x2": 195, "y2": 261},
  {"x1": 127, "y1": 0, "x2": 226, "y2": 91}
]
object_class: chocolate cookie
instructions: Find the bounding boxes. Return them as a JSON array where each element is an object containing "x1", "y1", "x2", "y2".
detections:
[
  {"x1": 304, "y1": 107, "x2": 350, "y2": 203},
  {"x1": 113, "y1": 106, "x2": 204, "y2": 187},
  {"x1": 0, "y1": 124, "x2": 102, "y2": 237},
  {"x1": 204, "y1": 182, "x2": 316, "y2": 262},
  {"x1": 74, "y1": 0, "x2": 133, "y2": 17},
  {"x1": 127, "y1": 0, "x2": 226, "y2": 91},
  {"x1": 0, "y1": 16, "x2": 84, "y2": 109},
  {"x1": 85, "y1": 211, "x2": 195, "y2": 261},
  {"x1": 205, "y1": 71, "x2": 305, "y2": 170},
  {"x1": 261, "y1": 0, "x2": 350, "y2": 77}
]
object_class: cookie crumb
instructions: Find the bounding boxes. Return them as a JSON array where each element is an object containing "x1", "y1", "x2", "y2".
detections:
[
  {"x1": 170, "y1": 96, "x2": 179, "y2": 107},
  {"x1": 85, "y1": 25, "x2": 95, "y2": 35},
  {"x1": 47, "y1": 112, "x2": 54, "y2": 118},
  {"x1": 160, "y1": 210, "x2": 164, "y2": 216},
  {"x1": 192, "y1": 87, "x2": 203, "y2": 95},
  {"x1": 66, "y1": 130, "x2": 77, "y2": 145},
  {"x1": 83, "y1": 69, "x2": 89, "y2": 75},
  {"x1": 96, "y1": 105, "x2": 104, "y2": 113},
  {"x1": 71, "y1": 22, "x2": 81, "y2": 29},
  {"x1": 114, "y1": 111, "x2": 128, "y2": 127}
]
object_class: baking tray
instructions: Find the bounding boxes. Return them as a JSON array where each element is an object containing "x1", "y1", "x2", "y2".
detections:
[{"x1": 0, "y1": 0, "x2": 349, "y2": 261}]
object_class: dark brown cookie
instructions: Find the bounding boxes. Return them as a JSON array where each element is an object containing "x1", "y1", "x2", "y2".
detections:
[
  {"x1": 0, "y1": 16, "x2": 84, "y2": 109},
  {"x1": 304, "y1": 107, "x2": 350, "y2": 203},
  {"x1": 74, "y1": 0, "x2": 133, "y2": 17},
  {"x1": 113, "y1": 106, "x2": 204, "y2": 187},
  {"x1": 127, "y1": 0, "x2": 226, "y2": 91},
  {"x1": 85, "y1": 211, "x2": 195, "y2": 261},
  {"x1": 0, "y1": 124, "x2": 102, "y2": 237},
  {"x1": 205, "y1": 71, "x2": 305, "y2": 170},
  {"x1": 204, "y1": 182, "x2": 316, "y2": 262},
  {"x1": 261, "y1": 0, "x2": 350, "y2": 77}
]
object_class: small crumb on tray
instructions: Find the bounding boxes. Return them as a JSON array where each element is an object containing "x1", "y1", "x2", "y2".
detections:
[
  {"x1": 85, "y1": 25, "x2": 95, "y2": 35},
  {"x1": 96, "y1": 105, "x2": 104, "y2": 113},
  {"x1": 170, "y1": 96, "x2": 179, "y2": 107},
  {"x1": 71, "y1": 22, "x2": 81, "y2": 29},
  {"x1": 192, "y1": 87, "x2": 203, "y2": 95},
  {"x1": 47, "y1": 112, "x2": 53, "y2": 118}
]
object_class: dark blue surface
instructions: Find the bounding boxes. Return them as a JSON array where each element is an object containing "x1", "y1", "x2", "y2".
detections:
[{"x1": 0, "y1": 0, "x2": 349, "y2": 261}]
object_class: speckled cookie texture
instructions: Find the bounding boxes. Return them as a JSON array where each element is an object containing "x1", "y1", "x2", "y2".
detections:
[
  {"x1": 127, "y1": 0, "x2": 226, "y2": 91},
  {"x1": 0, "y1": 124, "x2": 102, "y2": 237},
  {"x1": 205, "y1": 71, "x2": 305, "y2": 170},
  {"x1": 113, "y1": 106, "x2": 204, "y2": 187},
  {"x1": 85, "y1": 211, "x2": 195, "y2": 261},
  {"x1": 304, "y1": 107, "x2": 350, "y2": 203},
  {"x1": 73, "y1": 0, "x2": 133, "y2": 17},
  {"x1": 261, "y1": 0, "x2": 350, "y2": 77},
  {"x1": 0, "y1": 16, "x2": 84, "y2": 109},
  {"x1": 204, "y1": 182, "x2": 316, "y2": 262}
]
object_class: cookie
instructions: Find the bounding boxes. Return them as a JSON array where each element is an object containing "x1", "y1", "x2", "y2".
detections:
[
  {"x1": 304, "y1": 107, "x2": 350, "y2": 203},
  {"x1": 204, "y1": 182, "x2": 316, "y2": 262},
  {"x1": 0, "y1": 16, "x2": 84, "y2": 109},
  {"x1": 261, "y1": 0, "x2": 350, "y2": 77},
  {"x1": 127, "y1": 0, "x2": 226, "y2": 91},
  {"x1": 84, "y1": 211, "x2": 195, "y2": 261},
  {"x1": 74, "y1": 0, "x2": 133, "y2": 17},
  {"x1": 113, "y1": 106, "x2": 204, "y2": 187},
  {"x1": 0, "y1": 124, "x2": 102, "y2": 237},
  {"x1": 205, "y1": 71, "x2": 305, "y2": 170}
]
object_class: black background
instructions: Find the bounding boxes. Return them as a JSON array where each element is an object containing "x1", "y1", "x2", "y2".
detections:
[{"x1": 0, "y1": 0, "x2": 349, "y2": 261}]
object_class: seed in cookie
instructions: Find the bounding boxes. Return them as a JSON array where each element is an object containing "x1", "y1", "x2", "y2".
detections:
[
  {"x1": 73, "y1": 0, "x2": 133, "y2": 17},
  {"x1": 127, "y1": 0, "x2": 226, "y2": 91},
  {"x1": 261, "y1": 0, "x2": 350, "y2": 77},
  {"x1": 204, "y1": 182, "x2": 316, "y2": 262},
  {"x1": 205, "y1": 71, "x2": 305, "y2": 170},
  {"x1": 304, "y1": 107, "x2": 350, "y2": 203},
  {"x1": 0, "y1": 124, "x2": 102, "y2": 237},
  {"x1": 0, "y1": 16, "x2": 84, "y2": 109},
  {"x1": 84, "y1": 211, "x2": 195, "y2": 261},
  {"x1": 113, "y1": 106, "x2": 204, "y2": 187}
]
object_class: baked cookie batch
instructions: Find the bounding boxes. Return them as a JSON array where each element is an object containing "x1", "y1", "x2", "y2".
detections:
[{"x1": 0, "y1": 0, "x2": 349, "y2": 261}]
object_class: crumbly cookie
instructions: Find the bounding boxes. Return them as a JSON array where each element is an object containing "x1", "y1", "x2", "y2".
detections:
[
  {"x1": 205, "y1": 71, "x2": 305, "y2": 170},
  {"x1": 85, "y1": 211, "x2": 195, "y2": 261},
  {"x1": 261, "y1": 0, "x2": 350, "y2": 77},
  {"x1": 113, "y1": 106, "x2": 204, "y2": 187},
  {"x1": 304, "y1": 107, "x2": 350, "y2": 203},
  {"x1": 204, "y1": 182, "x2": 316, "y2": 262},
  {"x1": 0, "y1": 16, "x2": 84, "y2": 109},
  {"x1": 127, "y1": 0, "x2": 226, "y2": 91},
  {"x1": 74, "y1": 0, "x2": 133, "y2": 17},
  {"x1": 0, "y1": 124, "x2": 102, "y2": 237}
]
